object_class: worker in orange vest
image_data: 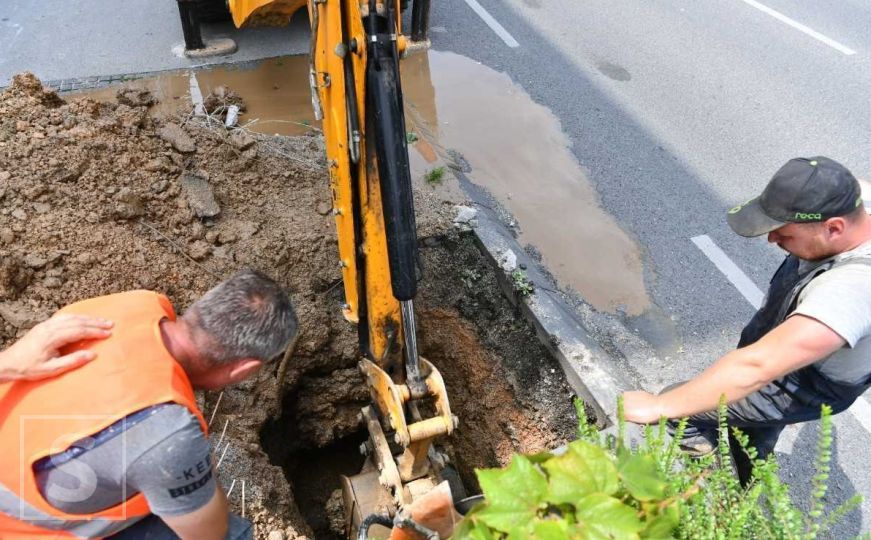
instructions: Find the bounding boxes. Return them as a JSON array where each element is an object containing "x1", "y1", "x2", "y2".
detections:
[{"x1": 0, "y1": 269, "x2": 297, "y2": 540}]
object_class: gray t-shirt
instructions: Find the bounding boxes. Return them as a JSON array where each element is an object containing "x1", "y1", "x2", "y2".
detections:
[
  {"x1": 35, "y1": 404, "x2": 215, "y2": 518},
  {"x1": 791, "y1": 241, "x2": 871, "y2": 385}
]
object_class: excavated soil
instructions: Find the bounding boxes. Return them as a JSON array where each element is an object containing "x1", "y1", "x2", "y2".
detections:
[{"x1": 0, "y1": 73, "x2": 575, "y2": 538}]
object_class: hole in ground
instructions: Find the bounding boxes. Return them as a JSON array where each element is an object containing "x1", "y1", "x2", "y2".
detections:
[
  {"x1": 284, "y1": 431, "x2": 367, "y2": 539},
  {"x1": 259, "y1": 232, "x2": 580, "y2": 536}
]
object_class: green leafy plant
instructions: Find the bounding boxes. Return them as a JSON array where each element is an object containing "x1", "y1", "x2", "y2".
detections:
[
  {"x1": 510, "y1": 269, "x2": 534, "y2": 297},
  {"x1": 452, "y1": 398, "x2": 862, "y2": 539},
  {"x1": 424, "y1": 166, "x2": 446, "y2": 185}
]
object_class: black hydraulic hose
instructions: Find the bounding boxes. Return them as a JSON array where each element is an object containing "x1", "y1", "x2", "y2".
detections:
[
  {"x1": 358, "y1": 513, "x2": 393, "y2": 540},
  {"x1": 366, "y1": 0, "x2": 419, "y2": 301}
]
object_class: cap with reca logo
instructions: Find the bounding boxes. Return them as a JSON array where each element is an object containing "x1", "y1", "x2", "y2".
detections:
[{"x1": 727, "y1": 156, "x2": 863, "y2": 237}]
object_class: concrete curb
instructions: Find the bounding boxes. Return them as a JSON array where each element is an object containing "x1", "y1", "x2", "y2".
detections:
[{"x1": 461, "y1": 203, "x2": 632, "y2": 427}]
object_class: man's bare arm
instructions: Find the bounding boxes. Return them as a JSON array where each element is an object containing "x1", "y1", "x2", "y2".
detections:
[
  {"x1": 160, "y1": 484, "x2": 229, "y2": 540},
  {"x1": 624, "y1": 315, "x2": 846, "y2": 423}
]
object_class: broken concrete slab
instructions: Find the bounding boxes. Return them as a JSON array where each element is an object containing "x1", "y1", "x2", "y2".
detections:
[
  {"x1": 158, "y1": 123, "x2": 196, "y2": 153},
  {"x1": 180, "y1": 173, "x2": 221, "y2": 218}
]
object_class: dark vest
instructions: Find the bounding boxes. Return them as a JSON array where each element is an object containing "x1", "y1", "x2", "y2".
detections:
[{"x1": 739, "y1": 253, "x2": 871, "y2": 411}]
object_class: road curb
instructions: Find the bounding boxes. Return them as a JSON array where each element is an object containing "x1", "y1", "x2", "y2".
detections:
[{"x1": 462, "y1": 203, "x2": 632, "y2": 427}]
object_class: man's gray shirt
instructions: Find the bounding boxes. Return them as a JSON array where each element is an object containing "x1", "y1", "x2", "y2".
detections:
[
  {"x1": 791, "y1": 240, "x2": 871, "y2": 385},
  {"x1": 35, "y1": 404, "x2": 215, "y2": 518}
]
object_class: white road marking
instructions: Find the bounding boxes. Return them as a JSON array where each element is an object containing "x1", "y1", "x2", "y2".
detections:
[
  {"x1": 691, "y1": 235, "x2": 764, "y2": 309},
  {"x1": 775, "y1": 423, "x2": 799, "y2": 453},
  {"x1": 692, "y1": 234, "x2": 871, "y2": 445},
  {"x1": 847, "y1": 394, "x2": 871, "y2": 435},
  {"x1": 461, "y1": 0, "x2": 520, "y2": 48},
  {"x1": 738, "y1": 0, "x2": 856, "y2": 56}
]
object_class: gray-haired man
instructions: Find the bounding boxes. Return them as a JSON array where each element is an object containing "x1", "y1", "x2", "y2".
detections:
[{"x1": 0, "y1": 269, "x2": 297, "y2": 540}]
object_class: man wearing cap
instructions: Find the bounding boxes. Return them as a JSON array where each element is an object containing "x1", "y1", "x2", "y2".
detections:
[{"x1": 623, "y1": 156, "x2": 871, "y2": 485}]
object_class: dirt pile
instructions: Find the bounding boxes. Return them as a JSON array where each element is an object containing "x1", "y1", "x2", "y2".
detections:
[{"x1": 0, "y1": 72, "x2": 575, "y2": 539}]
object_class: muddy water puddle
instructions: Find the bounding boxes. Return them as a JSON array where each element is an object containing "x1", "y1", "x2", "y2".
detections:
[
  {"x1": 402, "y1": 51, "x2": 651, "y2": 316},
  {"x1": 68, "y1": 56, "x2": 316, "y2": 136}
]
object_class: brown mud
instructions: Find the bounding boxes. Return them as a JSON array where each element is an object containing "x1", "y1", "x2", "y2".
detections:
[{"x1": 0, "y1": 71, "x2": 575, "y2": 539}]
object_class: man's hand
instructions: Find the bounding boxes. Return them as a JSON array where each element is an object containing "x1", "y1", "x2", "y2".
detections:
[
  {"x1": 0, "y1": 313, "x2": 113, "y2": 382},
  {"x1": 622, "y1": 390, "x2": 665, "y2": 424}
]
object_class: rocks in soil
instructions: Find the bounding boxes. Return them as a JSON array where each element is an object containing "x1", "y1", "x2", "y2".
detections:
[
  {"x1": 229, "y1": 129, "x2": 256, "y2": 151},
  {"x1": 0, "y1": 301, "x2": 46, "y2": 329},
  {"x1": 180, "y1": 172, "x2": 221, "y2": 218},
  {"x1": 116, "y1": 88, "x2": 155, "y2": 108},
  {"x1": 158, "y1": 122, "x2": 196, "y2": 153},
  {"x1": 112, "y1": 187, "x2": 146, "y2": 220}
]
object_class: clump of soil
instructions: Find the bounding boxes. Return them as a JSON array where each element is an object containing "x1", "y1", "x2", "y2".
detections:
[{"x1": 0, "y1": 72, "x2": 575, "y2": 539}]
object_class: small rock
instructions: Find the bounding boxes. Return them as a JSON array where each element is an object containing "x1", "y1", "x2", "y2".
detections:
[
  {"x1": 217, "y1": 229, "x2": 237, "y2": 244},
  {"x1": 499, "y1": 248, "x2": 518, "y2": 273},
  {"x1": 150, "y1": 179, "x2": 169, "y2": 194},
  {"x1": 76, "y1": 252, "x2": 96, "y2": 266},
  {"x1": 43, "y1": 277, "x2": 62, "y2": 289},
  {"x1": 85, "y1": 212, "x2": 100, "y2": 224},
  {"x1": 315, "y1": 201, "x2": 332, "y2": 216},
  {"x1": 453, "y1": 205, "x2": 477, "y2": 225},
  {"x1": 0, "y1": 302, "x2": 45, "y2": 329},
  {"x1": 241, "y1": 147, "x2": 257, "y2": 161},
  {"x1": 32, "y1": 202, "x2": 51, "y2": 214},
  {"x1": 0, "y1": 171, "x2": 10, "y2": 181},
  {"x1": 187, "y1": 240, "x2": 212, "y2": 261},
  {"x1": 11, "y1": 208, "x2": 27, "y2": 221},
  {"x1": 236, "y1": 220, "x2": 260, "y2": 239},
  {"x1": 113, "y1": 187, "x2": 145, "y2": 220},
  {"x1": 0, "y1": 230, "x2": 14, "y2": 244},
  {"x1": 62, "y1": 117, "x2": 77, "y2": 130},
  {"x1": 205, "y1": 230, "x2": 220, "y2": 244},
  {"x1": 228, "y1": 129, "x2": 256, "y2": 151},
  {"x1": 180, "y1": 173, "x2": 220, "y2": 218},
  {"x1": 267, "y1": 531, "x2": 285, "y2": 540},
  {"x1": 23, "y1": 254, "x2": 48, "y2": 269},
  {"x1": 158, "y1": 123, "x2": 196, "y2": 153},
  {"x1": 190, "y1": 221, "x2": 205, "y2": 240},
  {"x1": 15, "y1": 120, "x2": 29, "y2": 132},
  {"x1": 144, "y1": 158, "x2": 169, "y2": 173}
]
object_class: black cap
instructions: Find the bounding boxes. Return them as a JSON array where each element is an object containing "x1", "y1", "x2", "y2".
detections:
[{"x1": 727, "y1": 156, "x2": 863, "y2": 237}]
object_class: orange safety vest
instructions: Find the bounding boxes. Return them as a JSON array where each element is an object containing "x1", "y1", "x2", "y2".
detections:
[{"x1": 0, "y1": 291, "x2": 207, "y2": 539}]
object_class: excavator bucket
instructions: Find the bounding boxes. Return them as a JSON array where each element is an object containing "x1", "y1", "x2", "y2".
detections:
[{"x1": 227, "y1": 0, "x2": 307, "y2": 28}]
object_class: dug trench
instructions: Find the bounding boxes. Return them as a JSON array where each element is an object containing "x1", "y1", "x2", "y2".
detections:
[
  {"x1": 261, "y1": 233, "x2": 579, "y2": 538},
  {"x1": 0, "y1": 73, "x2": 577, "y2": 539}
]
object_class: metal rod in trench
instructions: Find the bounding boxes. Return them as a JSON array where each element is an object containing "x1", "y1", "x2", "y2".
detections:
[{"x1": 401, "y1": 299, "x2": 427, "y2": 398}]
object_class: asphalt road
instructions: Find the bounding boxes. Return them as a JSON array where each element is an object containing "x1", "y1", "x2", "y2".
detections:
[
  {"x1": 423, "y1": 0, "x2": 871, "y2": 535},
  {"x1": 2, "y1": 0, "x2": 870, "y2": 535}
]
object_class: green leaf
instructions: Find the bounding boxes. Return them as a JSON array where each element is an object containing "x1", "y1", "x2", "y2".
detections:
[
  {"x1": 617, "y1": 452, "x2": 667, "y2": 501},
  {"x1": 452, "y1": 516, "x2": 495, "y2": 540},
  {"x1": 475, "y1": 455, "x2": 548, "y2": 532},
  {"x1": 574, "y1": 493, "x2": 643, "y2": 540},
  {"x1": 533, "y1": 520, "x2": 572, "y2": 540},
  {"x1": 640, "y1": 503, "x2": 679, "y2": 539},
  {"x1": 543, "y1": 440, "x2": 618, "y2": 504}
]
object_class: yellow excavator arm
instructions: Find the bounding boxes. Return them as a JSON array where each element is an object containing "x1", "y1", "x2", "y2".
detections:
[{"x1": 224, "y1": 1, "x2": 458, "y2": 537}]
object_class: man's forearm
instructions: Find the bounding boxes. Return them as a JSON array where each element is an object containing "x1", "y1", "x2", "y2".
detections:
[{"x1": 657, "y1": 347, "x2": 770, "y2": 418}]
